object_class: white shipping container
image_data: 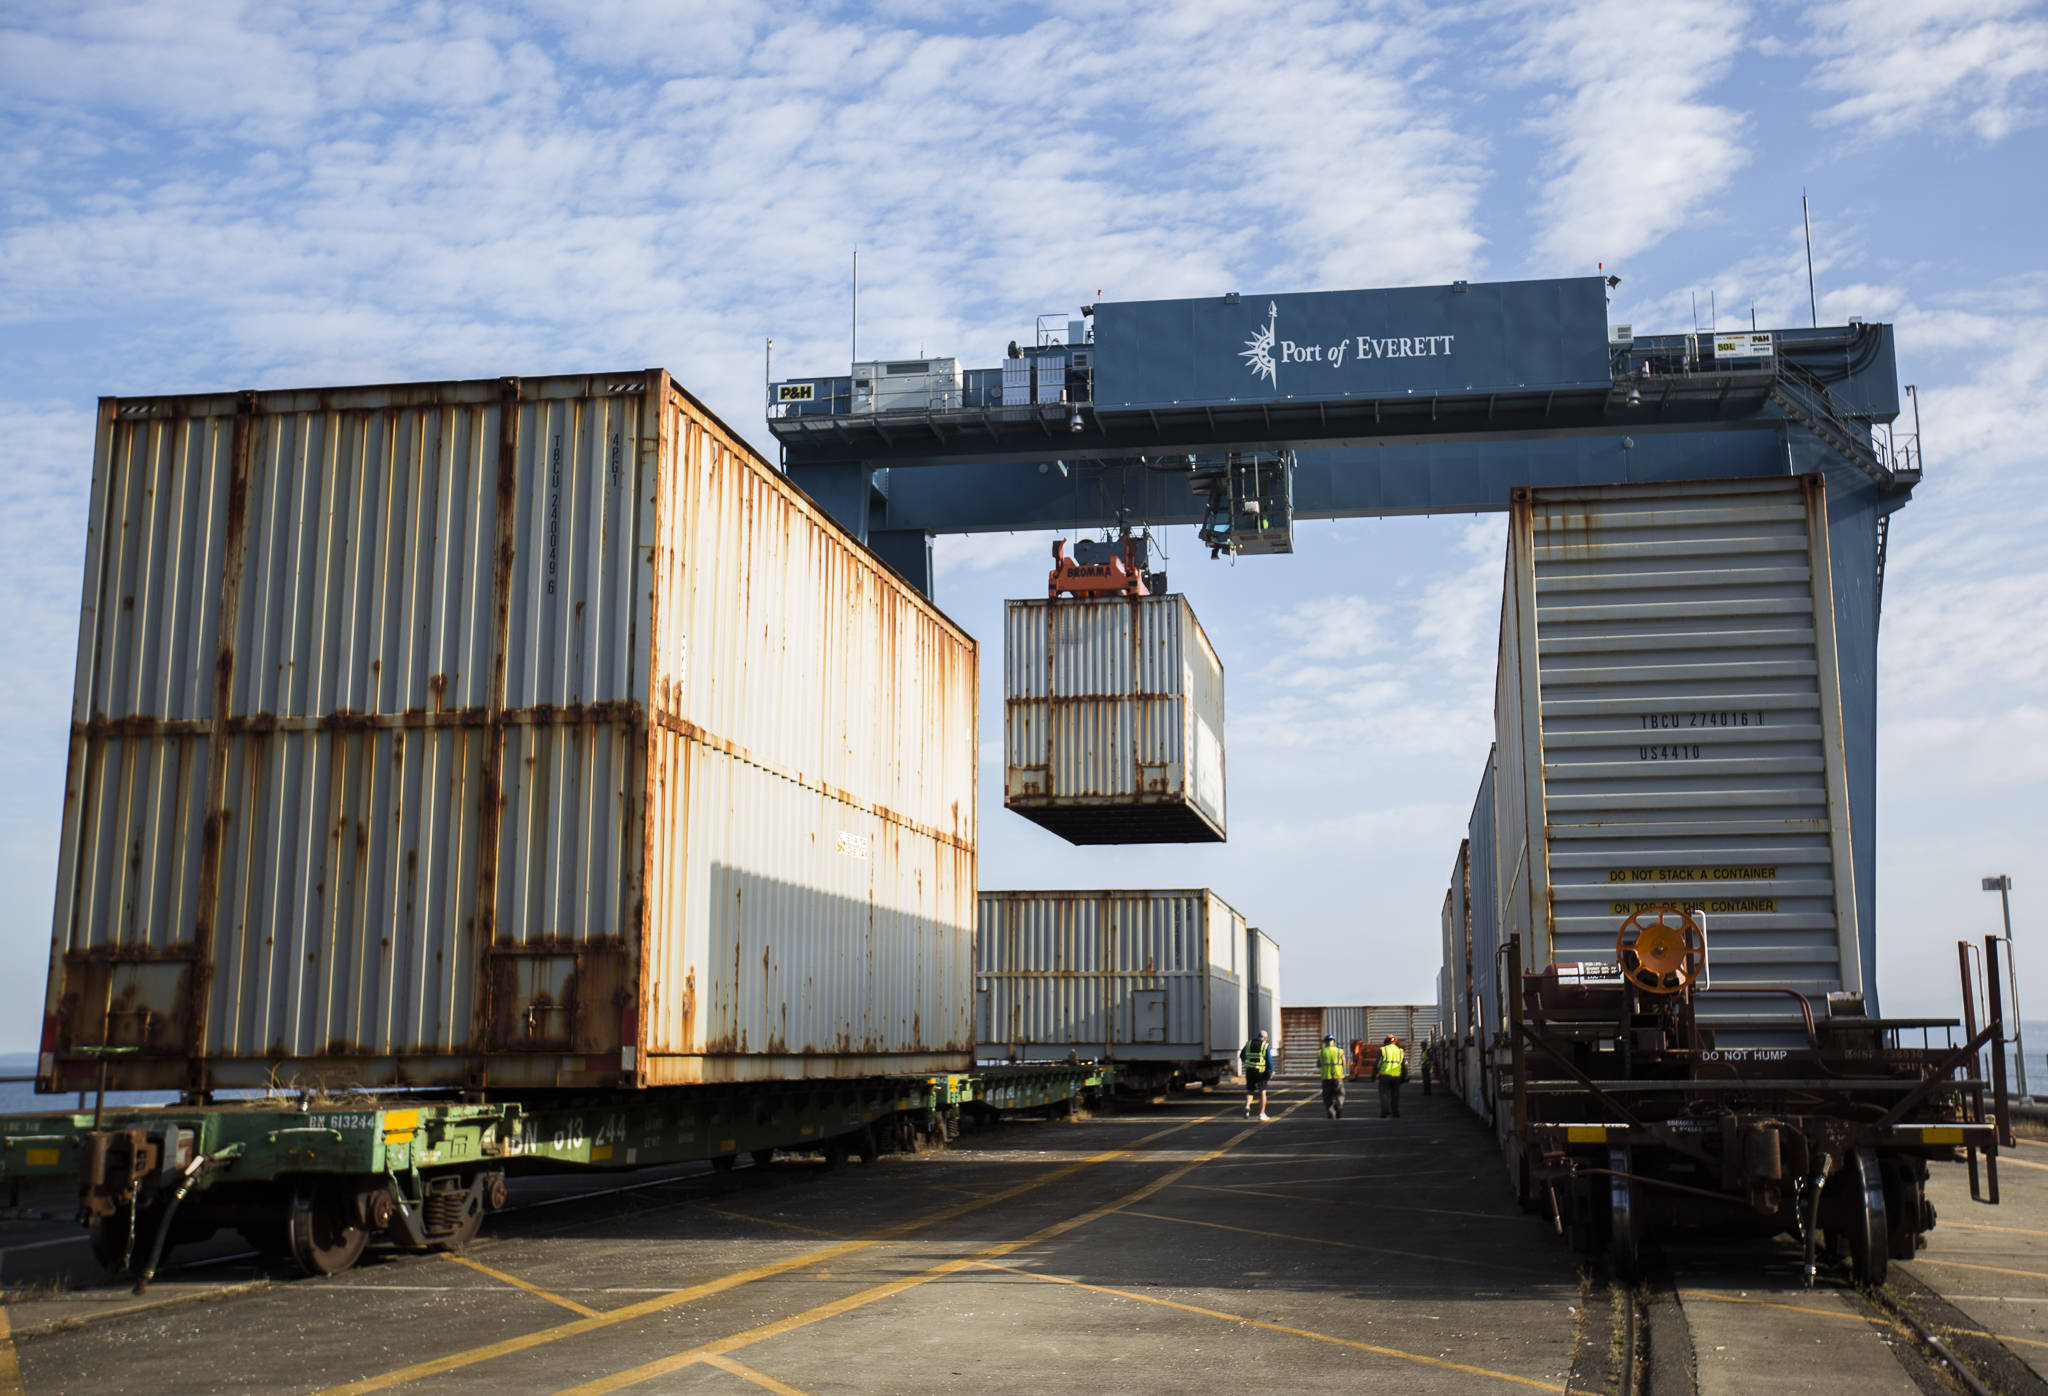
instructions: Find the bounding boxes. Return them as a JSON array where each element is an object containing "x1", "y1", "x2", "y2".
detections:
[
  {"x1": 43, "y1": 370, "x2": 977, "y2": 1094},
  {"x1": 1247, "y1": 926, "x2": 1282, "y2": 1048},
  {"x1": 1493, "y1": 476, "x2": 1860, "y2": 1030},
  {"x1": 975, "y1": 889, "x2": 1247, "y2": 1076},
  {"x1": 1003, "y1": 595, "x2": 1226, "y2": 844}
]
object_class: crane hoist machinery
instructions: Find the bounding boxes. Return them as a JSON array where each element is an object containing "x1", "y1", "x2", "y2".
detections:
[{"x1": 1193, "y1": 450, "x2": 1294, "y2": 557}]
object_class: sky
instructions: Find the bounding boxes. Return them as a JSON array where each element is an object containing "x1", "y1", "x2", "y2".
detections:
[{"x1": 2, "y1": 0, "x2": 2046, "y2": 1053}]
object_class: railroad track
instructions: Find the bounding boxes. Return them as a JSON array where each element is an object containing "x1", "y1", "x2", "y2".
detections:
[{"x1": 1588, "y1": 1242, "x2": 2048, "y2": 1396}]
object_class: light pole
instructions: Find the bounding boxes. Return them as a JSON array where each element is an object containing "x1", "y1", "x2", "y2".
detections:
[{"x1": 1985, "y1": 875, "x2": 2027, "y2": 1100}]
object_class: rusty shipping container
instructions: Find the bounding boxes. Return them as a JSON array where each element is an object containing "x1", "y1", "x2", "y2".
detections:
[
  {"x1": 1493, "y1": 477, "x2": 1862, "y2": 1031},
  {"x1": 1277, "y1": 1006, "x2": 1439, "y2": 1076},
  {"x1": 1002, "y1": 595, "x2": 1225, "y2": 844},
  {"x1": 974, "y1": 889, "x2": 1248, "y2": 1078},
  {"x1": 41, "y1": 370, "x2": 977, "y2": 1094}
]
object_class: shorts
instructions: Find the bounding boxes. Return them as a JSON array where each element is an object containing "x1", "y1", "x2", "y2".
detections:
[{"x1": 1245, "y1": 1070, "x2": 1271, "y2": 1091}]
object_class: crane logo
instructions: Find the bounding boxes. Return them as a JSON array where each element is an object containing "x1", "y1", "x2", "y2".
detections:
[
  {"x1": 1239, "y1": 297, "x2": 1458, "y2": 390},
  {"x1": 1240, "y1": 302, "x2": 1279, "y2": 385}
]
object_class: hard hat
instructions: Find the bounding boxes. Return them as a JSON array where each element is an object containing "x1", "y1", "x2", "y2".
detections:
[
  {"x1": 1384, "y1": 1033, "x2": 1397, "y2": 1042},
  {"x1": 1322, "y1": 1034, "x2": 1334, "y2": 1043}
]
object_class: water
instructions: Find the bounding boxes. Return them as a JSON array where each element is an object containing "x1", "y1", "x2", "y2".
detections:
[{"x1": 2000, "y1": 1021, "x2": 2048, "y2": 1102}]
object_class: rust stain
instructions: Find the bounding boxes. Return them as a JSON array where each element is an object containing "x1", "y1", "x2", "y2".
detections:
[{"x1": 472, "y1": 377, "x2": 520, "y2": 1054}]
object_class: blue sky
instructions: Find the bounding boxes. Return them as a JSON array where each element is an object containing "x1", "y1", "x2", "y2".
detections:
[{"x1": 2, "y1": 0, "x2": 2046, "y2": 1050}]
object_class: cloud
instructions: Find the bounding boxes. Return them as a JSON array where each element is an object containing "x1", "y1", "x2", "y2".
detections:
[
  {"x1": 1806, "y1": 0, "x2": 2048, "y2": 142},
  {"x1": 1270, "y1": 594, "x2": 1390, "y2": 663},
  {"x1": 934, "y1": 530, "x2": 1058, "y2": 579},
  {"x1": 1514, "y1": 0, "x2": 1750, "y2": 268}
]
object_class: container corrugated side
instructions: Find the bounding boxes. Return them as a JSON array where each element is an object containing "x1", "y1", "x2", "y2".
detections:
[
  {"x1": 1495, "y1": 476, "x2": 1860, "y2": 1029},
  {"x1": 1466, "y1": 747, "x2": 1499, "y2": 1115},
  {"x1": 641, "y1": 393, "x2": 975, "y2": 1082},
  {"x1": 1261, "y1": 930, "x2": 1281, "y2": 1052},
  {"x1": 1246, "y1": 927, "x2": 1281, "y2": 1044},
  {"x1": 974, "y1": 889, "x2": 1244, "y2": 1065},
  {"x1": 44, "y1": 370, "x2": 977, "y2": 1093},
  {"x1": 1002, "y1": 595, "x2": 1225, "y2": 844},
  {"x1": 1439, "y1": 888, "x2": 1455, "y2": 1045},
  {"x1": 1289, "y1": 1007, "x2": 1437, "y2": 1054},
  {"x1": 50, "y1": 379, "x2": 650, "y2": 1089}
]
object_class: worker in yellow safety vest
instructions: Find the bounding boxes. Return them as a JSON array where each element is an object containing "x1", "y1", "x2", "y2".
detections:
[
  {"x1": 1376, "y1": 1034, "x2": 1407, "y2": 1119},
  {"x1": 1240, "y1": 1029, "x2": 1272, "y2": 1121},
  {"x1": 1317, "y1": 1034, "x2": 1346, "y2": 1119},
  {"x1": 1418, "y1": 1038, "x2": 1433, "y2": 1096}
]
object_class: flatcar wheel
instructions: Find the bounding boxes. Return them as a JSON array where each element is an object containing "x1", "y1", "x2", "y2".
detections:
[
  {"x1": 287, "y1": 1183, "x2": 368, "y2": 1277},
  {"x1": 1606, "y1": 1147, "x2": 1640, "y2": 1280},
  {"x1": 750, "y1": 1148, "x2": 775, "y2": 1169},
  {"x1": 1847, "y1": 1148, "x2": 1888, "y2": 1287},
  {"x1": 710, "y1": 1153, "x2": 737, "y2": 1174},
  {"x1": 854, "y1": 1128, "x2": 880, "y2": 1167},
  {"x1": 1881, "y1": 1156, "x2": 1923, "y2": 1261}
]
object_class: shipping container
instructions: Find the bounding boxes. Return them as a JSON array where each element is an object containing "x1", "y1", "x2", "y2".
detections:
[
  {"x1": 1278, "y1": 1006, "x2": 1438, "y2": 1075},
  {"x1": 1002, "y1": 595, "x2": 1225, "y2": 844},
  {"x1": 1466, "y1": 748, "x2": 1499, "y2": 1116},
  {"x1": 42, "y1": 369, "x2": 978, "y2": 1095},
  {"x1": 1246, "y1": 926, "x2": 1282, "y2": 1046},
  {"x1": 1493, "y1": 476, "x2": 1861, "y2": 1031},
  {"x1": 974, "y1": 889, "x2": 1247, "y2": 1081},
  {"x1": 1440, "y1": 838, "x2": 1470, "y2": 1099}
]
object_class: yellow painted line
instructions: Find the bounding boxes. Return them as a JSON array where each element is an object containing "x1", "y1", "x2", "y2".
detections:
[
  {"x1": 1993, "y1": 1154, "x2": 2048, "y2": 1172},
  {"x1": 1942, "y1": 1220, "x2": 2048, "y2": 1239},
  {"x1": 1911, "y1": 1257, "x2": 2048, "y2": 1284},
  {"x1": 0, "y1": 1306, "x2": 23, "y2": 1396},
  {"x1": 312, "y1": 1110, "x2": 1224, "y2": 1396},
  {"x1": 1948, "y1": 1324, "x2": 2048, "y2": 1353},
  {"x1": 701, "y1": 1353, "x2": 811, "y2": 1395},
  {"x1": 972, "y1": 1261, "x2": 1566, "y2": 1392},
  {"x1": 442, "y1": 1253, "x2": 601, "y2": 1318},
  {"x1": 1677, "y1": 1290, "x2": 1874, "y2": 1324},
  {"x1": 1119, "y1": 1209, "x2": 1559, "y2": 1277},
  {"x1": 546, "y1": 1102, "x2": 1309, "y2": 1396}
]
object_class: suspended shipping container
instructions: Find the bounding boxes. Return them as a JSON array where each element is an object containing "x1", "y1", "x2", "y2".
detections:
[
  {"x1": 1003, "y1": 595, "x2": 1225, "y2": 844},
  {"x1": 974, "y1": 889, "x2": 1248, "y2": 1083},
  {"x1": 1493, "y1": 476, "x2": 1862, "y2": 1030},
  {"x1": 42, "y1": 369, "x2": 978, "y2": 1095}
]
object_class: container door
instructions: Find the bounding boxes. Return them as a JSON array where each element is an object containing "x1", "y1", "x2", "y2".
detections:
[
  {"x1": 486, "y1": 946, "x2": 631, "y2": 1058},
  {"x1": 1519, "y1": 477, "x2": 1859, "y2": 1029},
  {"x1": 1134, "y1": 989, "x2": 1167, "y2": 1043}
]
